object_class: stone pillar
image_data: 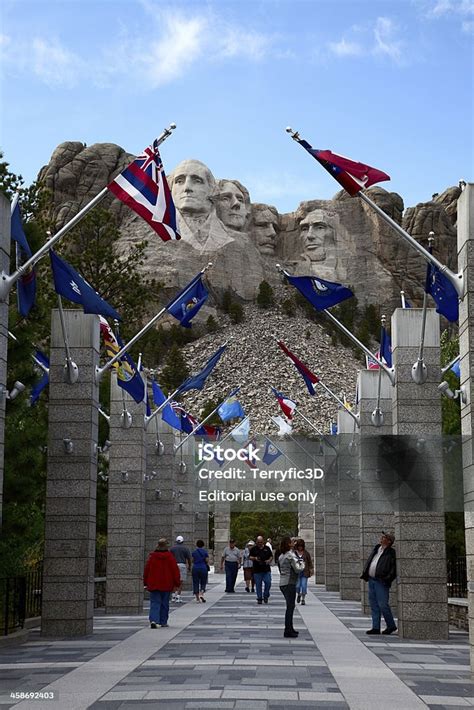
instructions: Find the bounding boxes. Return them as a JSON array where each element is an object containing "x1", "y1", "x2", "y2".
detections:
[
  {"x1": 298, "y1": 440, "x2": 324, "y2": 581},
  {"x1": 144, "y1": 418, "x2": 175, "y2": 555},
  {"x1": 0, "y1": 194, "x2": 9, "y2": 528},
  {"x1": 337, "y1": 409, "x2": 361, "y2": 601},
  {"x1": 171, "y1": 434, "x2": 196, "y2": 548},
  {"x1": 106, "y1": 372, "x2": 146, "y2": 614},
  {"x1": 42, "y1": 310, "x2": 99, "y2": 636},
  {"x1": 213, "y1": 502, "x2": 231, "y2": 574},
  {"x1": 358, "y1": 369, "x2": 395, "y2": 614},
  {"x1": 391, "y1": 308, "x2": 448, "y2": 639},
  {"x1": 324, "y1": 445, "x2": 340, "y2": 592},
  {"x1": 457, "y1": 183, "x2": 474, "y2": 667}
]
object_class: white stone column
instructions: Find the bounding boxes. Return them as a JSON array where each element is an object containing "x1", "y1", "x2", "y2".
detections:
[
  {"x1": 457, "y1": 183, "x2": 474, "y2": 667},
  {"x1": 391, "y1": 307, "x2": 448, "y2": 639},
  {"x1": 42, "y1": 310, "x2": 99, "y2": 636},
  {"x1": 337, "y1": 409, "x2": 361, "y2": 601},
  {"x1": 106, "y1": 372, "x2": 146, "y2": 614},
  {"x1": 358, "y1": 369, "x2": 395, "y2": 615}
]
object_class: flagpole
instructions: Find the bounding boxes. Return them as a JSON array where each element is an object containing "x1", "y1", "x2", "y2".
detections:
[
  {"x1": 357, "y1": 191, "x2": 464, "y2": 299},
  {"x1": 287, "y1": 432, "x2": 321, "y2": 467},
  {"x1": 95, "y1": 262, "x2": 213, "y2": 384},
  {"x1": 0, "y1": 125, "x2": 177, "y2": 303},
  {"x1": 400, "y1": 291, "x2": 406, "y2": 309},
  {"x1": 372, "y1": 316, "x2": 386, "y2": 427},
  {"x1": 173, "y1": 387, "x2": 239, "y2": 452},
  {"x1": 412, "y1": 233, "x2": 434, "y2": 385},
  {"x1": 317, "y1": 379, "x2": 360, "y2": 427},
  {"x1": 284, "y1": 127, "x2": 463, "y2": 300},
  {"x1": 56, "y1": 296, "x2": 79, "y2": 384},
  {"x1": 293, "y1": 408, "x2": 338, "y2": 453}
]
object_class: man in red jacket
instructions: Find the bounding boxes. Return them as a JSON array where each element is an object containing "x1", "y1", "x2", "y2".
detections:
[{"x1": 144, "y1": 538, "x2": 181, "y2": 628}]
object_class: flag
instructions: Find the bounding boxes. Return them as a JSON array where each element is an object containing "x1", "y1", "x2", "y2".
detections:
[
  {"x1": 50, "y1": 250, "x2": 121, "y2": 321},
  {"x1": 177, "y1": 345, "x2": 226, "y2": 394},
  {"x1": 425, "y1": 263, "x2": 459, "y2": 322},
  {"x1": 450, "y1": 358, "x2": 461, "y2": 379},
  {"x1": 11, "y1": 198, "x2": 36, "y2": 317},
  {"x1": 30, "y1": 350, "x2": 49, "y2": 406},
  {"x1": 218, "y1": 389, "x2": 244, "y2": 422},
  {"x1": 271, "y1": 415, "x2": 293, "y2": 437},
  {"x1": 100, "y1": 318, "x2": 144, "y2": 403},
  {"x1": 107, "y1": 140, "x2": 180, "y2": 242},
  {"x1": 271, "y1": 387, "x2": 297, "y2": 419},
  {"x1": 152, "y1": 380, "x2": 182, "y2": 430},
  {"x1": 298, "y1": 138, "x2": 390, "y2": 197},
  {"x1": 231, "y1": 416, "x2": 250, "y2": 443},
  {"x1": 284, "y1": 272, "x2": 353, "y2": 311},
  {"x1": 277, "y1": 340, "x2": 319, "y2": 395},
  {"x1": 262, "y1": 440, "x2": 283, "y2": 466},
  {"x1": 172, "y1": 402, "x2": 221, "y2": 439},
  {"x1": 166, "y1": 274, "x2": 209, "y2": 328},
  {"x1": 366, "y1": 353, "x2": 380, "y2": 370},
  {"x1": 380, "y1": 327, "x2": 392, "y2": 368},
  {"x1": 330, "y1": 422, "x2": 338, "y2": 435},
  {"x1": 241, "y1": 437, "x2": 258, "y2": 469}
]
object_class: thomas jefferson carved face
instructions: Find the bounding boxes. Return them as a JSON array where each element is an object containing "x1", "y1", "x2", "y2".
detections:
[
  {"x1": 299, "y1": 209, "x2": 335, "y2": 262},
  {"x1": 216, "y1": 180, "x2": 250, "y2": 231},
  {"x1": 252, "y1": 205, "x2": 279, "y2": 255},
  {"x1": 169, "y1": 160, "x2": 215, "y2": 216}
]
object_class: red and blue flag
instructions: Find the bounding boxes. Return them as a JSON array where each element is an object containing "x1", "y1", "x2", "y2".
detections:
[
  {"x1": 108, "y1": 141, "x2": 180, "y2": 242},
  {"x1": 277, "y1": 341, "x2": 319, "y2": 396},
  {"x1": 271, "y1": 387, "x2": 297, "y2": 419}
]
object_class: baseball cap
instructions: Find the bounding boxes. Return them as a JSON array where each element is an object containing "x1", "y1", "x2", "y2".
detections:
[{"x1": 176, "y1": 535, "x2": 184, "y2": 543}]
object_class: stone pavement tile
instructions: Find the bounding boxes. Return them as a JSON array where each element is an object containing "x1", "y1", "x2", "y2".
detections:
[
  {"x1": 420, "y1": 697, "x2": 472, "y2": 706},
  {"x1": 145, "y1": 690, "x2": 222, "y2": 699},
  {"x1": 221, "y1": 690, "x2": 298, "y2": 700}
]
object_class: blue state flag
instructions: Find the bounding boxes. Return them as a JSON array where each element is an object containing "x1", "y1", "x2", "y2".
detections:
[
  {"x1": 11, "y1": 199, "x2": 36, "y2": 317},
  {"x1": 114, "y1": 333, "x2": 145, "y2": 403},
  {"x1": 177, "y1": 344, "x2": 226, "y2": 394},
  {"x1": 218, "y1": 388, "x2": 244, "y2": 422},
  {"x1": 285, "y1": 272, "x2": 353, "y2": 311},
  {"x1": 450, "y1": 358, "x2": 461, "y2": 379},
  {"x1": 380, "y1": 327, "x2": 392, "y2": 368},
  {"x1": 152, "y1": 380, "x2": 182, "y2": 430},
  {"x1": 262, "y1": 440, "x2": 283, "y2": 466},
  {"x1": 50, "y1": 250, "x2": 121, "y2": 321},
  {"x1": 166, "y1": 273, "x2": 209, "y2": 328},
  {"x1": 425, "y1": 263, "x2": 459, "y2": 322}
]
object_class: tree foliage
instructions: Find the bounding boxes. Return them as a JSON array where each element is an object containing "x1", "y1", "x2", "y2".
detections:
[{"x1": 256, "y1": 280, "x2": 274, "y2": 309}]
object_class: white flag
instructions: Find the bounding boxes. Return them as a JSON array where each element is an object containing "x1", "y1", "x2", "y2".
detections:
[
  {"x1": 231, "y1": 416, "x2": 250, "y2": 443},
  {"x1": 270, "y1": 415, "x2": 292, "y2": 437}
]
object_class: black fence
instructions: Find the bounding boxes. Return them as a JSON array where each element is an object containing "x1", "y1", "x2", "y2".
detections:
[{"x1": 447, "y1": 556, "x2": 467, "y2": 598}]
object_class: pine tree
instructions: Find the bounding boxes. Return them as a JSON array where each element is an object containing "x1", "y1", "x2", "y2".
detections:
[
  {"x1": 160, "y1": 344, "x2": 190, "y2": 393},
  {"x1": 256, "y1": 280, "x2": 274, "y2": 309}
]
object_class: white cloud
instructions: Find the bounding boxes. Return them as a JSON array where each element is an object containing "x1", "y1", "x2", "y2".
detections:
[
  {"x1": 373, "y1": 17, "x2": 403, "y2": 63},
  {"x1": 462, "y1": 19, "x2": 474, "y2": 31},
  {"x1": 31, "y1": 38, "x2": 83, "y2": 88},
  {"x1": 328, "y1": 38, "x2": 363, "y2": 57},
  {"x1": 426, "y1": 0, "x2": 474, "y2": 31},
  {"x1": 327, "y1": 17, "x2": 405, "y2": 65}
]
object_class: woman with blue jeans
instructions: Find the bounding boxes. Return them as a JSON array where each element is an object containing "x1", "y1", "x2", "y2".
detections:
[
  {"x1": 295, "y1": 539, "x2": 313, "y2": 605},
  {"x1": 192, "y1": 539, "x2": 209, "y2": 603},
  {"x1": 143, "y1": 538, "x2": 181, "y2": 628}
]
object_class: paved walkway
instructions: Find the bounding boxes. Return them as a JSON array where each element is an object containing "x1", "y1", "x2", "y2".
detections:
[{"x1": 0, "y1": 573, "x2": 472, "y2": 710}]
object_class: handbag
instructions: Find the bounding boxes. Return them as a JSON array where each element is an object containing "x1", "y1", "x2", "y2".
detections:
[{"x1": 206, "y1": 563, "x2": 210, "y2": 572}]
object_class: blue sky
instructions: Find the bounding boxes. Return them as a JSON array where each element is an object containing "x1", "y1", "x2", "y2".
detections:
[{"x1": 1, "y1": 0, "x2": 473, "y2": 213}]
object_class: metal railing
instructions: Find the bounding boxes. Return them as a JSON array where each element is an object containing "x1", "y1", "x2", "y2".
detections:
[{"x1": 447, "y1": 556, "x2": 467, "y2": 598}]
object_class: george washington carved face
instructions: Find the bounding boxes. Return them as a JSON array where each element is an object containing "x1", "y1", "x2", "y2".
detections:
[{"x1": 168, "y1": 159, "x2": 215, "y2": 216}]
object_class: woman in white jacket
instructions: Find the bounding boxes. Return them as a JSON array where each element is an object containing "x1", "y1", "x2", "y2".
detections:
[{"x1": 278, "y1": 536, "x2": 305, "y2": 638}]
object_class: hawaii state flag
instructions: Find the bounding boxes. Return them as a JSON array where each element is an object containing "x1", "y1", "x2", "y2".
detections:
[
  {"x1": 298, "y1": 138, "x2": 390, "y2": 197},
  {"x1": 108, "y1": 140, "x2": 180, "y2": 242},
  {"x1": 271, "y1": 387, "x2": 297, "y2": 419},
  {"x1": 277, "y1": 341, "x2": 319, "y2": 396}
]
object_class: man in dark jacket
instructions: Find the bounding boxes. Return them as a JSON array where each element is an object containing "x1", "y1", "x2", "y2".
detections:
[
  {"x1": 144, "y1": 539, "x2": 181, "y2": 628},
  {"x1": 360, "y1": 531, "x2": 397, "y2": 635}
]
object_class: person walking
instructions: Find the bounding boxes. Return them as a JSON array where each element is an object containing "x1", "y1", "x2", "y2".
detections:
[
  {"x1": 143, "y1": 538, "x2": 181, "y2": 628},
  {"x1": 360, "y1": 531, "x2": 397, "y2": 635},
  {"x1": 170, "y1": 535, "x2": 192, "y2": 603},
  {"x1": 220, "y1": 539, "x2": 241, "y2": 593},
  {"x1": 242, "y1": 540, "x2": 255, "y2": 593},
  {"x1": 249, "y1": 536, "x2": 273, "y2": 604},
  {"x1": 192, "y1": 539, "x2": 209, "y2": 603},
  {"x1": 295, "y1": 539, "x2": 313, "y2": 605},
  {"x1": 278, "y1": 536, "x2": 305, "y2": 637}
]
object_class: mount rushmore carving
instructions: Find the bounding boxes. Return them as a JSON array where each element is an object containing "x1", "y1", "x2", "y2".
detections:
[{"x1": 38, "y1": 141, "x2": 461, "y2": 310}]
